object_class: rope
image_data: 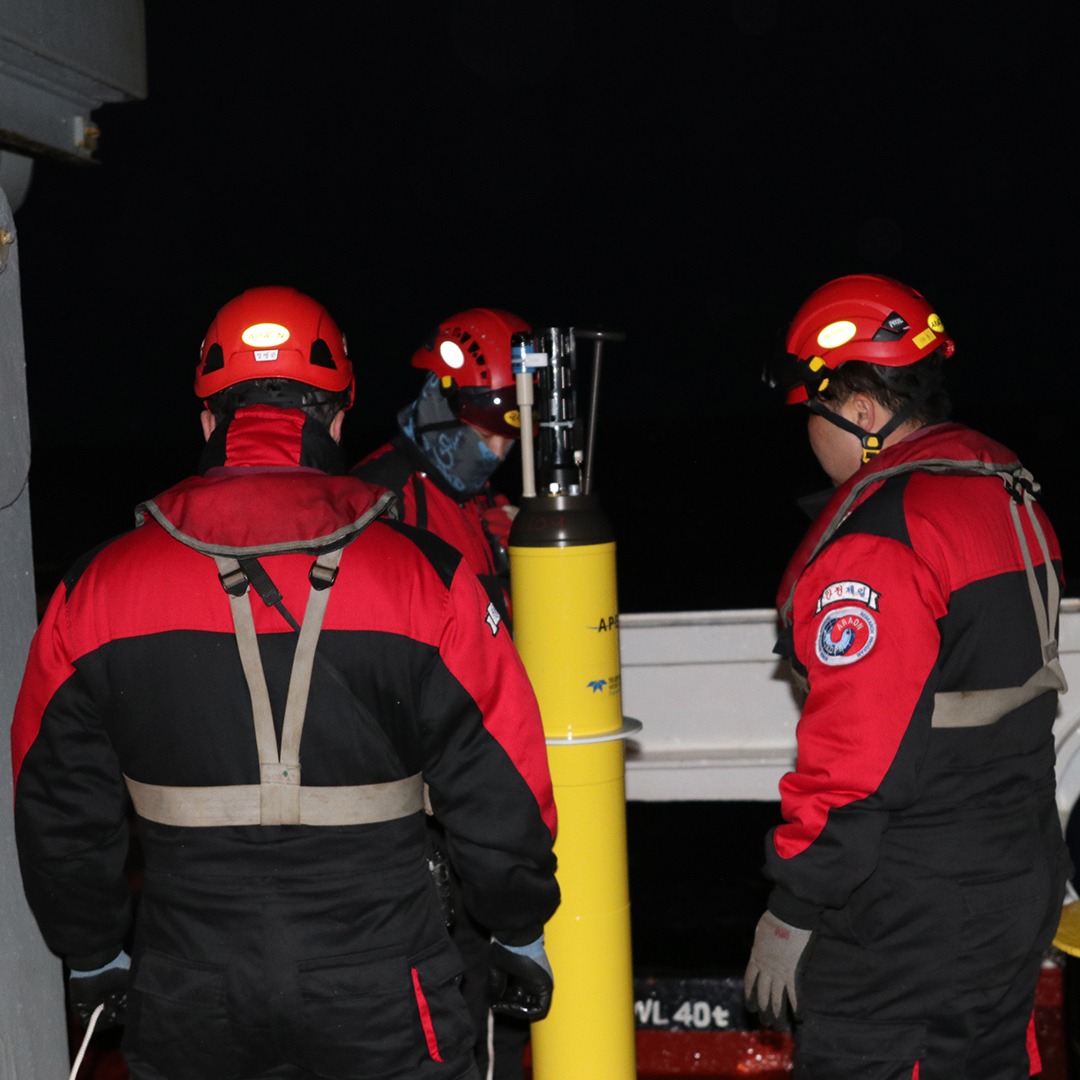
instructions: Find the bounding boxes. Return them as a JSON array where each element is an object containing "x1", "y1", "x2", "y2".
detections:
[{"x1": 69, "y1": 1003, "x2": 104, "y2": 1080}]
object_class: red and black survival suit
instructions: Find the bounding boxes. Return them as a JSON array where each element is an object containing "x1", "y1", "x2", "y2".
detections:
[
  {"x1": 12, "y1": 406, "x2": 558, "y2": 1080},
  {"x1": 353, "y1": 434, "x2": 514, "y2": 625},
  {"x1": 768, "y1": 422, "x2": 1069, "y2": 1080}
]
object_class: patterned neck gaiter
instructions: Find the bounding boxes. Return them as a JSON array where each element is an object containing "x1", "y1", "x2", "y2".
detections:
[{"x1": 397, "y1": 375, "x2": 503, "y2": 497}]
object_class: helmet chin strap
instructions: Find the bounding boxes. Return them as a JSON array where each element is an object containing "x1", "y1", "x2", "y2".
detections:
[{"x1": 807, "y1": 386, "x2": 931, "y2": 463}]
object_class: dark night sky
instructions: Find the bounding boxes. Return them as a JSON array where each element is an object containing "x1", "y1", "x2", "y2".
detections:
[{"x1": 13, "y1": 0, "x2": 1078, "y2": 611}]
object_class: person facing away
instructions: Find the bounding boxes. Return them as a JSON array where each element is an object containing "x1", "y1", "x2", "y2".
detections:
[
  {"x1": 745, "y1": 273, "x2": 1069, "y2": 1079},
  {"x1": 353, "y1": 308, "x2": 537, "y2": 1080},
  {"x1": 11, "y1": 286, "x2": 559, "y2": 1080},
  {"x1": 352, "y1": 308, "x2": 530, "y2": 628}
]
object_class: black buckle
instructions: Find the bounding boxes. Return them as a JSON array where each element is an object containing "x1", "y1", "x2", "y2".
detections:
[
  {"x1": 219, "y1": 567, "x2": 249, "y2": 597},
  {"x1": 1002, "y1": 471, "x2": 1036, "y2": 505},
  {"x1": 310, "y1": 560, "x2": 339, "y2": 591}
]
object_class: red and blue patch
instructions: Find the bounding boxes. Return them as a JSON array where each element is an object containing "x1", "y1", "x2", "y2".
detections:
[{"x1": 815, "y1": 605, "x2": 877, "y2": 666}]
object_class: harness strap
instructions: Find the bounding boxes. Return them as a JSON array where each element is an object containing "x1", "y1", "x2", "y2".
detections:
[
  {"x1": 238, "y1": 556, "x2": 302, "y2": 632},
  {"x1": 215, "y1": 554, "x2": 283, "y2": 814},
  {"x1": 932, "y1": 476, "x2": 1067, "y2": 728},
  {"x1": 1010, "y1": 481, "x2": 1061, "y2": 668},
  {"x1": 211, "y1": 548, "x2": 344, "y2": 825},
  {"x1": 280, "y1": 549, "x2": 344, "y2": 768},
  {"x1": 781, "y1": 458, "x2": 1022, "y2": 624},
  {"x1": 782, "y1": 458, "x2": 1066, "y2": 731},
  {"x1": 124, "y1": 772, "x2": 425, "y2": 827},
  {"x1": 931, "y1": 666, "x2": 1067, "y2": 729},
  {"x1": 127, "y1": 545, "x2": 425, "y2": 828}
]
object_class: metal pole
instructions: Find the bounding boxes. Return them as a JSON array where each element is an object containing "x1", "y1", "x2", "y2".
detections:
[{"x1": 574, "y1": 330, "x2": 625, "y2": 497}]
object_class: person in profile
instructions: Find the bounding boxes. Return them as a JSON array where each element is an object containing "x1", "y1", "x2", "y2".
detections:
[{"x1": 746, "y1": 273, "x2": 1069, "y2": 1078}]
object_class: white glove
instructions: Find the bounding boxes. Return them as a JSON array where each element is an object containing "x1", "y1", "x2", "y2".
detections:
[{"x1": 744, "y1": 910, "x2": 813, "y2": 1028}]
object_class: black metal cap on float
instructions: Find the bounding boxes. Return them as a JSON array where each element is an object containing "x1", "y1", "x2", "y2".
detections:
[{"x1": 509, "y1": 492, "x2": 614, "y2": 548}]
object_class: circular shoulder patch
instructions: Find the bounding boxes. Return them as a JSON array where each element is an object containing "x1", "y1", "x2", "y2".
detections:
[{"x1": 815, "y1": 605, "x2": 877, "y2": 666}]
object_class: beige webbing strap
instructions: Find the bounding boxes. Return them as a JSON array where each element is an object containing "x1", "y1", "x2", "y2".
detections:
[
  {"x1": 127, "y1": 546, "x2": 425, "y2": 827},
  {"x1": 124, "y1": 772, "x2": 425, "y2": 827},
  {"x1": 214, "y1": 549, "x2": 343, "y2": 825},
  {"x1": 280, "y1": 550, "x2": 343, "y2": 767},
  {"x1": 931, "y1": 667, "x2": 1066, "y2": 729},
  {"x1": 932, "y1": 482, "x2": 1067, "y2": 729},
  {"x1": 216, "y1": 556, "x2": 284, "y2": 816},
  {"x1": 1010, "y1": 486, "x2": 1062, "y2": 673}
]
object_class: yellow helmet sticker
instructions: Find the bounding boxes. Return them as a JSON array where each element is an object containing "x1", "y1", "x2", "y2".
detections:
[
  {"x1": 817, "y1": 320, "x2": 857, "y2": 350},
  {"x1": 913, "y1": 328, "x2": 938, "y2": 350},
  {"x1": 241, "y1": 323, "x2": 290, "y2": 347},
  {"x1": 928, "y1": 314, "x2": 945, "y2": 333},
  {"x1": 809, "y1": 356, "x2": 826, "y2": 372}
]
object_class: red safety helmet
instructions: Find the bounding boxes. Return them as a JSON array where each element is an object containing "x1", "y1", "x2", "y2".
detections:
[
  {"x1": 196, "y1": 286, "x2": 354, "y2": 406},
  {"x1": 774, "y1": 274, "x2": 955, "y2": 405},
  {"x1": 411, "y1": 307, "x2": 530, "y2": 438}
]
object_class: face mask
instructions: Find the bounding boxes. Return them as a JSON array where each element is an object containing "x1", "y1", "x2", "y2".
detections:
[{"x1": 398, "y1": 375, "x2": 502, "y2": 497}]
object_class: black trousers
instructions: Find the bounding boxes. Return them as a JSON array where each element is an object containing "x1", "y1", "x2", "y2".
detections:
[
  {"x1": 793, "y1": 808, "x2": 1068, "y2": 1080},
  {"x1": 123, "y1": 857, "x2": 479, "y2": 1080}
]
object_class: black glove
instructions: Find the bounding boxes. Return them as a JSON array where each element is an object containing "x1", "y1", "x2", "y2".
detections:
[
  {"x1": 68, "y1": 951, "x2": 130, "y2": 1031},
  {"x1": 489, "y1": 937, "x2": 554, "y2": 1022}
]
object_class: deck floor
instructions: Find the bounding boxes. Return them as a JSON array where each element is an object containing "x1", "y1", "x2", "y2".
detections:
[{"x1": 69, "y1": 965, "x2": 1068, "y2": 1080}]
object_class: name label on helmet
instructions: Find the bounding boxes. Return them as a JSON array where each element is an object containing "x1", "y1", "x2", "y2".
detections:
[
  {"x1": 254, "y1": 350, "x2": 279, "y2": 362},
  {"x1": 242, "y1": 323, "x2": 291, "y2": 347}
]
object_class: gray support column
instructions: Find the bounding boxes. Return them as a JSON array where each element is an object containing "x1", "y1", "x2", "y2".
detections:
[{"x1": 0, "y1": 183, "x2": 69, "y2": 1079}]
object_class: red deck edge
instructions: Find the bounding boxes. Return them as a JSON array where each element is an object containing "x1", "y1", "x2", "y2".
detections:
[{"x1": 76, "y1": 965, "x2": 1068, "y2": 1080}]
